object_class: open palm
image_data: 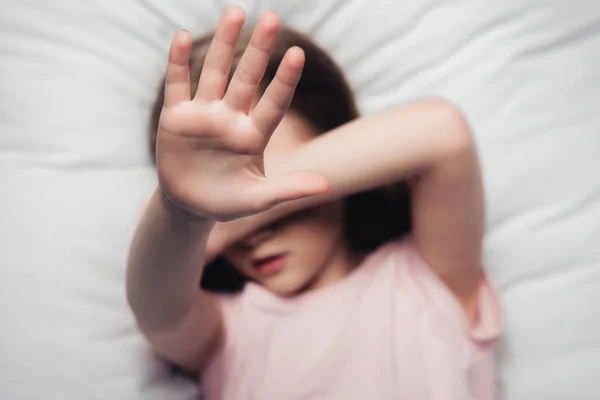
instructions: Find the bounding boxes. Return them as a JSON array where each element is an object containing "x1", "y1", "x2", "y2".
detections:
[{"x1": 156, "y1": 7, "x2": 330, "y2": 221}]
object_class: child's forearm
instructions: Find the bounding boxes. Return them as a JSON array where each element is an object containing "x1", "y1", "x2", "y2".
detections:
[
  {"x1": 216, "y1": 99, "x2": 473, "y2": 246},
  {"x1": 126, "y1": 189, "x2": 215, "y2": 331},
  {"x1": 272, "y1": 99, "x2": 470, "y2": 203}
]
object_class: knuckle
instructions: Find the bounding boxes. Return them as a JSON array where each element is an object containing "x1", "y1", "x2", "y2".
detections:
[
  {"x1": 234, "y1": 67, "x2": 260, "y2": 86},
  {"x1": 249, "y1": 198, "x2": 268, "y2": 215},
  {"x1": 264, "y1": 94, "x2": 287, "y2": 114},
  {"x1": 275, "y1": 69, "x2": 296, "y2": 89}
]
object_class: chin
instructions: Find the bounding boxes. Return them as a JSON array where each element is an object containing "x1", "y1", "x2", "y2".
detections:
[
  {"x1": 263, "y1": 281, "x2": 303, "y2": 297},
  {"x1": 261, "y1": 274, "x2": 310, "y2": 297}
]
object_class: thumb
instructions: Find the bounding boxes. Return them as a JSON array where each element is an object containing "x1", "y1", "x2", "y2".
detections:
[{"x1": 252, "y1": 170, "x2": 331, "y2": 211}]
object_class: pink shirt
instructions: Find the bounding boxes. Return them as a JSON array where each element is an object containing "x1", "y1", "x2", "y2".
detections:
[{"x1": 202, "y1": 238, "x2": 502, "y2": 400}]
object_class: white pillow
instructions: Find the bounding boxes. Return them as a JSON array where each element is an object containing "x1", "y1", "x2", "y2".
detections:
[{"x1": 2, "y1": 0, "x2": 599, "y2": 399}]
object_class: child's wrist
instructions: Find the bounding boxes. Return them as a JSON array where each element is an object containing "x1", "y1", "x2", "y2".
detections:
[{"x1": 158, "y1": 189, "x2": 215, "y2": 227}]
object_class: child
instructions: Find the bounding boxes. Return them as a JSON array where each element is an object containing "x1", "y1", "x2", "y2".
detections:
[{"x1": 127, "y1": 6, "x2": 502, "y2": 400}]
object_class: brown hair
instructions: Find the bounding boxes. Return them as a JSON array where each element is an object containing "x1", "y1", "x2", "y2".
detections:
[{"x1": 149, "y1": 26, "x2": 411, "y2": 292}]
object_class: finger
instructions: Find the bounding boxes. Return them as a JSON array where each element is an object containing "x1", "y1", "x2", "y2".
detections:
[
  {"x1": 163, "y1": 30, "x2": 193, "y2": 107},
  {"x1": 195, "y1": 6, "x2": 246, "y2": 101},
  {"x1": 223, "y1": 11, "x2": 280, "y2": 113},
  {"x1": 251, "y1": 46, "x2": 304, "y2": 135},
  {"x1": 250, "y1": 171, "x2": 331, "y2": 212}
]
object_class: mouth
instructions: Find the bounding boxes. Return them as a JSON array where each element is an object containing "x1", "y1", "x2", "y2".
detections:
[{"x1": 252, "y1": 253, "x2": 287, "y2": 275}]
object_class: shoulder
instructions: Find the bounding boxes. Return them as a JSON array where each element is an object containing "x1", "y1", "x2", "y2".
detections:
[
  {"x1": 372, "y1": 237, "x2": 503, "y2": 344},
  {"x1": 213, "y1": 291, "x2": 245, "y2": 340},
  {"x1": 210, "y1": 284, "x2": 280, "y2": 348},
  {"x1": 200, "y1": 291, "x2": 245, "y2": 382},
  {"x1": 214, "y1": 291, "x2": 243, "y2": 314},
  {"x1": 364, "y1": 236, "x2": 418, "y2": 274}
]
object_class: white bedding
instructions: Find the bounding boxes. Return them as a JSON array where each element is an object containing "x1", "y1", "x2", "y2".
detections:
[{"x1": 1, "y1": 0, "x2": 599, "y2": 399}]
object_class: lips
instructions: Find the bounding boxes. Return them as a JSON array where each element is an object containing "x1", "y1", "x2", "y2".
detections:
[{"x1": 252, "y1": 253, "x2": 287, "y2": 275}]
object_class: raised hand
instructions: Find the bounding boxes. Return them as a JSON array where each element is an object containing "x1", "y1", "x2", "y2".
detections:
[{"x1": 156, "y1": 7, "x2": 330, "y2": 222}]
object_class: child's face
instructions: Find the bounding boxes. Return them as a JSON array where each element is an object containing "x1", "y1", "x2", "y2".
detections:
[{"x1": 222, "y1": 114, "x2": 356, "y2": 296}]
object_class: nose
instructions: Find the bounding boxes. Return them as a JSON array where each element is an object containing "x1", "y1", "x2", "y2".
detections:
[{"x1": 241, "y1": 226, "x2": 276, "y2": 247}]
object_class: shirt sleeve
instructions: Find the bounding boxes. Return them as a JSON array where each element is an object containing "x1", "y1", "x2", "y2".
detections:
[
  {"x1": 389, "y1": 237, "x2": 503, "y2": 343},
  {"x1": 199, "y1": 292, "x2": 243, "y2": 397},
  {"x1": 386, "y1": 238, "x2": 502, "y2": 400},
  {"x1": 469, "y1": 274, "x2": 503, "y2": 343}
]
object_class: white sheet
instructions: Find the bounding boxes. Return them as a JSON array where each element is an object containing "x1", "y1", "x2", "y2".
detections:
[{"x1": 2, "y1": 0, "x2": 599, "y2": 399}]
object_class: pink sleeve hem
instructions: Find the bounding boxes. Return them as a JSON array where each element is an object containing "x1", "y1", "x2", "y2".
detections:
[
  {"x1": 469, "y1": 274, "x2": 503, "y2": 343},
  {"x1": 391, "y1": 238, "x2": 503, "y2": 343}
]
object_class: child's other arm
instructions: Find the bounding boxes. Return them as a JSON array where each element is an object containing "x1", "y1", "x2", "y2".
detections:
[
  {"x1": 127, "y1": 8, "x2": 329, "y2": 373},
  {"x1": 214, "y1": 99, "x2": 484, "y2": 323},
  {"x1": 127, "y1": 189, "x2": 222, "y2": 373}
]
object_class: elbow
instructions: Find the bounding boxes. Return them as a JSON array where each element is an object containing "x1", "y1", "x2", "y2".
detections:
[
  {"x1": 392, "y1": 97, "x2": 476, "y2": 155},
  {"x1": 397, "y1": 98, "x2": 478, "y2": 181},
  {"x1": 429, "y1": 98, "x2": 475, "y2": 155},
  {"x1": 400, "y1": 98, "x2": 475, "y2": 162},
  {"x1": 125, "y1": 272, "x2": 151, "y2": 333},
  {"x1": 125, "y1": 277, "x2": 142, "y2": 327},
  {"x1": 125, "y1": 256, "x2": 145, "y2": 326}
]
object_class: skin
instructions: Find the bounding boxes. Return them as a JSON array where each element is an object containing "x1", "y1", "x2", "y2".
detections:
[
  {"x1": 221, "y1": 114, "x2": 362, "y2": 297},
  {"x1": 127, "y1": 6, "x2": 485, "y2": 374}
]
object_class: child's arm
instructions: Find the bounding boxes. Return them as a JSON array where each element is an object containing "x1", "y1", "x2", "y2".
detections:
[
  {"x1": 127, "y1": 8, "x2": 329, "y2": 372},
  {"x1": 211, "y1": 99, "x2": 484, "y2": 322},
  {"x1": 127, "y1": 190, "x2": 221, "y2": 371}
]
